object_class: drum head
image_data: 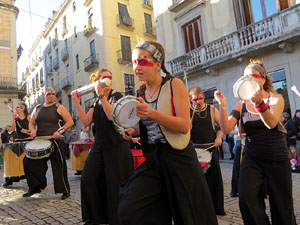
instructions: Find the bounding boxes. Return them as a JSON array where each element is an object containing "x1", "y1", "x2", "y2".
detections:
[
  {"x1": 233, "y1": 76, "x2": 260, "y2": 101},
  {"x1": 112, "y1": 96, "x2": 140, "y2": 128},
  {"x1": 25, "y1": 139, "x2": 52, "y2": 151},
  {"x1": 195, "y1": 149, "x2": 212, "y2": 163}
]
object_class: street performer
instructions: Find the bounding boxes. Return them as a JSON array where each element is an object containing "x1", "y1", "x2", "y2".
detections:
[
  {"x1": 23, "y1": 87, "x2": 73, "y2": 200},
  {"x1": 189, "y1": 86, "x2": 226, "y2": 216}
]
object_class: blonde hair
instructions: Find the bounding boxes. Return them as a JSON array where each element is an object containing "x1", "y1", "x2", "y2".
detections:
[
  {"x1": 247, "y1": 59, "x2": 277, "y2": 94},
  {"x1": 188, "y1": 86, "x2": 204, "y2": 96},
  {"x1": 90, "y1": 68, "x2": 112, "y2": 83}
]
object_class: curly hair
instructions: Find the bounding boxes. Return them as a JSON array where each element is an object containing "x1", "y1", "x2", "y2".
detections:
[
  {"x1": 135, "y1": 41, "x2": 173, "y2": 98},
  {"x1": 247, "y1": 59, "x2": 277, "y2": 94},
  {"x1": 90, "y1": 68, "x2": 112, "y2": 83}
]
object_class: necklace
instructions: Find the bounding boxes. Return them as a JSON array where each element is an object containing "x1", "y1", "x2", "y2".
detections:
[
  {"x1": 192, "y1": 104, "x2": 207, "y2": 119},
  {"x1": 146, "y1": 85, "x2": 160, "y2": 101}
]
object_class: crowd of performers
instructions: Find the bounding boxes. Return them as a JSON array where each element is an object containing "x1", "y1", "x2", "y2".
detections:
[{"x1": 0, "y1": 40, "x2": 298, "y2": 225}]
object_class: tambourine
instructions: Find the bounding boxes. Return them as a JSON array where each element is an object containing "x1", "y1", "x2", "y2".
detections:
[
  {"x1": 112, "y1": 95, "x2": 140, "y2": 129},
  {"x1": 233, "y1": 76, "x2": 260, "y2": 101}
]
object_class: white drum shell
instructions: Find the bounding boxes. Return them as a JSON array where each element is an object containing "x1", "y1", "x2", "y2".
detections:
[
  {"x1": 25, "y1": 139, "x2": 53, "y2": 159},
  {"x1": 195, "y1": 148, "x2": 212, "y2": 173},
  {"x1": 112, "y1": 95, "x2": 140, "y2": 128},
  {"x1": 233, "y1": 76, "x2": 260, "y2": 101}
]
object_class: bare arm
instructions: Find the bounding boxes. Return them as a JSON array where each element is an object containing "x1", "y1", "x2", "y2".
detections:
[
  {"x1": 213, "y1": 106, "x2": 224, "y2": 146},
  {"x1": 29, "y1": 109, "x2": 37, "y2": 137},
  {"x1": 57, "y1": 105, "x2": 74, "y2": 130},
  {"x1": 137, "y1": 78, "x2": 190, "y2": 134},
  {"x1": 99, "y1": 96, "x2": 114, "y2": 121},
  {"x1": 11, "y1": 112, "x2": 17, "y2": 131},
  {"x1": 72, "y1": 90, "x2": 94, "y2": 127}
]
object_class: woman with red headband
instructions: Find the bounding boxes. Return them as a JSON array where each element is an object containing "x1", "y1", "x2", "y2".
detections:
[{"x1": 215, "y1": 59, "x2": 296, "y2": 225}]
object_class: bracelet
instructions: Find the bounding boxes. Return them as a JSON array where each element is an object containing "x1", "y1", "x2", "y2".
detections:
[
  {"x1": 57, "y1": 127, "x2": 65, "y2": 135},
  {"x1": 255, "y1": 102, "x2": 268, "y2": 113}
]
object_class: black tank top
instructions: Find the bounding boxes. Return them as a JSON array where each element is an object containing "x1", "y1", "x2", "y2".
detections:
[
  {"x1": 241, "y1": 103, "x2": 289, "y2": 160},
  {"x1": 16, "y1": 117, "x2": 30, "y2": 139},
  {"x1": 190, "y1": 104, "x2": 216, "y2": 144},
  {"x1": 36, "y1": 104, "x2": 64, "y2": 136}
]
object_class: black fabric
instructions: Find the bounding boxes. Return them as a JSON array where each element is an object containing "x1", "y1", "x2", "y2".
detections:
[
  {"x1": 190, "y1": 105, "x2": 216, "y2": 144},
  {"x1": 15, "y1": 117, "x2": 30, "y2": 139},
  {"x1": 35, "y1": 104, "x2": 64, "y2": 136},
  {"x1": 81, "y1": 91, "x2": 134, "y2": 225},
  {"x1": 1, "y1": 130, "x2": 17, "y2": 143},
  {"x1": 92, "y1": 91, "x2": 123, "y2": 147},
  {"x1": 1, "y1": 142, "x2": 25, "y2": 157},
  {"x1": 239, "y1": 153, "x2": 296, "y2": 225},
  {"x1": 118, "y1": 142, "x2": 218, "y2": 225},
  {"x1": 23, "y1": 139, "x2": 70, "y2": 193},
  {"x1": 230, "y1": 109, "x2": 240, "y2": 122},
  {"x1": 284, "y1": 119, "x2": 297, "y2": 147},
  {"x1": 241, "y1": 103, "x2": 289, "y2": 160},
  {"x1": 231, "y1": 140, "x2": 242, "y2": 195}
]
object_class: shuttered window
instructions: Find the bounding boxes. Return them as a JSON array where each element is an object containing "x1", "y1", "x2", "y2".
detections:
[
  {"x1": 182, "y1": 17, "x2": 203, "y2": 52},
  {"x1": 118, "y1": 3, "x2": 132, "y2": 26},
  {"x1": 121, "y1": 35, "x2": 131, "y2": 61}
]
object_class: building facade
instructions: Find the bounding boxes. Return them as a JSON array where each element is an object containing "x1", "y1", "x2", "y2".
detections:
[
  {"x1": 0, "y1": 0, "x2": 25, "y2": 130},
  {"x1": 21, "y1": 0, "x2": 156, "y2": 130},
  {"x1": 153, "y1": 0, "x2": 300, "y2": 116}
]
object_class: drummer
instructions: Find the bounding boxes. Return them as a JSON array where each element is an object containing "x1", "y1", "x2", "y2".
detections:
[
  {"x1": 189, "y1": 86, "x2": 225, "y2": 215},
  {"x1": 23, "y1": 87, "x2": 73, "y2": 200},
  {"x1": 2, "y1": 103, "x2": 31, "y2": 187},
  {"x1": 71, "y1": 68, "x2": 134, "y2": 225}
]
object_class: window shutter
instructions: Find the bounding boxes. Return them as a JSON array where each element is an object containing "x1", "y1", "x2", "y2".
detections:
[{"x1": 277, "y1": 0, "x2": 289, "y2": 10}]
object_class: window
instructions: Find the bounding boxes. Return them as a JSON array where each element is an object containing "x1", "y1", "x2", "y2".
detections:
[
  {"x1": 32, "y1": 77, "x2": 35, "y2": 90},
  {"x1": 66, "y1": 64, "x2": 70, "y2": 77},
  {"x1": 54, "y1": 28, "x2": 58, "y2": 40},
  {"x1": 237, "y1": 0, "x2": 290, "y2": 26},
  {"x1": 74, "y1": 26, "x2": 77, "y2": 38},
  {"x1": 35, "y1": 73, "x2": 38, "y2": 88},
  {"x1": 55, "y1": 49, "x2": 59, "y2": 62},
  {"x1": 76, "y1": 54, "x2": 80, "y2": 70},
  {"x1": 121, "y1": 36, "x2": 131, "y2": 61},
  {"x1": 144, "y1": 13, "x2": 153, "y2": 34},
  {"x1": 90, "y1": 40, "x2": 96, "y2": 58},
  {"x1": 64, "y1": 39, "x2": 68, "y2": 51},
  {"x1": 40, "y1": 68, "x2": 43, "y2": 84},
  {"x1": 124, "y1": 74, "x2": 135, "y2": 95},
  {"x1": 49, "y1": 56, "x2": 53, "y2": 70},
  {"x1": 72, "y1": 2, "x2": 76, "y2": 12},
  {"x1": 182, "y1": 17, "x2": 203, "y2": 52},
  {"x1": 269, "y1": 69, "x2": 290, "y2": 114},
  {"x1": 63, "y1": 15, "x2": 67, "y2": 32},
  {"x1": 118, "y1": 3, "x2": 132, "y2": 26}
]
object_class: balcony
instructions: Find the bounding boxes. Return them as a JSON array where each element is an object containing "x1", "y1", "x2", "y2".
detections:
[
  {"x1": 61, "y1": 48, "x2": 69, "y2": 61},
  {"x1": 84, "y1": 54, "x2": 99, "y2": 72},
  {"x1": 0, "y1": 76, "x2": 26, "y2": 98},
  {"x1": 116, "y1": 14, "x2": 134, "y2": 30},
  {"x1": 84, "y1": 25, "x2": 97, "y2": 37},
  {"x1": 168, "y1": 4, "x2": 300, "y2": 76},
  {"x1": 47, "y1": 65, "x2": 54, "y2": 76},
  {"x1": 52, "y1": 39, "x2": 58, "y2": 47},
  {"x1": 142, "y1": 0, "x2": 152, "y2": 9},
  {"x1": 169, "y1": 0, "x2": 199, "y2": 12},
  {"x1": 144, "y1": 24, "x2": 156, "y2": 37},
  {"x1": 62, "y1": 76, "x2": 72, "y2": 90},
  {"x1": 117, "y1": 49, "x2": 132, "y2": 64}
]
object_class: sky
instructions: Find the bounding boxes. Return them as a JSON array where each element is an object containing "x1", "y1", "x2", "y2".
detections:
[{"x1": 15, "y1": 0, "x2": 64, "y2": 82}]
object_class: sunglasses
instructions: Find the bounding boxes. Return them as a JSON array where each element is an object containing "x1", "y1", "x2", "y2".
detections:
[
  {"x1": 192, "y1": 97, "x2": 204, "y2": 102},
  {"x1": 246, "y1": 74, "x2": 263, "y2": 79},
  {"x1": 16, "y1": 105, "x2": 22, "y2": 109},
  {"x1": 132, "y1": 58, "x2": 154, "y2": 67},
  {"x1": 102, "y1": 76, "x2": 112, "y2": 80},
  {"x1": 46, "y1": 92, "x2": 56, "y2": 96}
]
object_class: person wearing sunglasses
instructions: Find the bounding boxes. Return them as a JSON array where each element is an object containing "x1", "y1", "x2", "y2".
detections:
[
  {"x1": 119, "y1": 41, "x2": 217, "y2": 225},
  {"x1": 72, "y1": 68, "x2": 134, "y2": 225},
  {"x1": 215, "y1": 59, "x2": 296, "y2": 225},
  {"x1": 189, "y1": 86, "x2": 226, "y2": 216},
  {"x1": 23, "y1": 87, "x2": 74, "y2": 200}
]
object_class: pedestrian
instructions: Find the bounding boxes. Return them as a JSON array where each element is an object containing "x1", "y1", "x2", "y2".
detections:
[
  {"x1": 118, "y1": 41, "x2": 218, "y2": 225},
  {"x1": 282, "y1": 112, "x2": 297, "y2": 148},
  {"x1": 1, "y1": 125, "x2": 17, "y2": 144},
  {"x1": 215, "y1": 59, "x2": 296, "y2": 225},
  {"x1": 64, "y1": 128, "x2": 78, "y2": 159},
  {"x1": 72, "y1": 68, "x2": 134, "y2": 225},
  {"x1": 23, "y1": 87, "x2": 73, "y2": 200},
  {"x1": 189, "y1": 86, "x2": 226, "y2": 215}
]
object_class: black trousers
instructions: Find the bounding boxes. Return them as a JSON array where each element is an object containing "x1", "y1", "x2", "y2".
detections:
[
  {"x1": 205, "y1": 147, "x2": 225, "y2": 214},
  {"x1": 239, "y1": 153, "x2": 296, "y2": 225},
  {"x1": 23, "y1": 139, "x2": 70, "y2": 194},
  {"x1": 231, "y1": 140, "x2": 242, "y2": 195}
]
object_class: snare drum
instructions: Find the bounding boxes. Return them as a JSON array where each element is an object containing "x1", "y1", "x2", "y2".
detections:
[
  {"x1": 112, "y1": 95, "x2": 140, "y2": 128},
  {"x1": 25, "y1": 139, "x2": 53, "y2": 159},
  {"x1": 233, "y1": 76, "x2": 260, "y2": 101},
  {"x1": 195, "y1": 148, "x2": 212, "y2": 173}
]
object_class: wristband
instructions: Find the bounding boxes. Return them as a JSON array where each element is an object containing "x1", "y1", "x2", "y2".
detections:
[
  {"x1": 255, "y1": 102, "x2": 268, "y2": 113},
  {"x1": 57, "y1": 127, "x2": 65, "y2": 135}
]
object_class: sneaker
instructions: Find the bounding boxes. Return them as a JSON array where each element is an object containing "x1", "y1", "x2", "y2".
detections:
[
  {"x1": 23, "y1": 189, "x2": 41, "y2": 197},
  {"x1": 2, "y1": 180, "x2": 13, "y2": 187},
  {"x1": 61, "y1": 193, "x2": 70, "y2": 200}
]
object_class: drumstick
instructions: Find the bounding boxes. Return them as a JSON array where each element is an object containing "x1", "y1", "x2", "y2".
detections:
[
  {"x1": 291, "y1": 85, "x2": 300, "y2": 99},
  {"x1": 200, "y1": 144, "x2": 215, "y2": 153},
  {"x1": 3, "y1": 100, "x2": 13, "y2": 112},
  {"x1": 35, "y1": 136, "x2": 64, "y2": 140},
  {"x1": 191, "y1": 106, "x2": 197, "y2": 121}
]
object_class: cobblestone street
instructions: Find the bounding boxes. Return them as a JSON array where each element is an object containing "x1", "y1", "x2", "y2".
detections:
[{"x1": 0, "y1": 160, "x2": 299, "y2": 225}]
